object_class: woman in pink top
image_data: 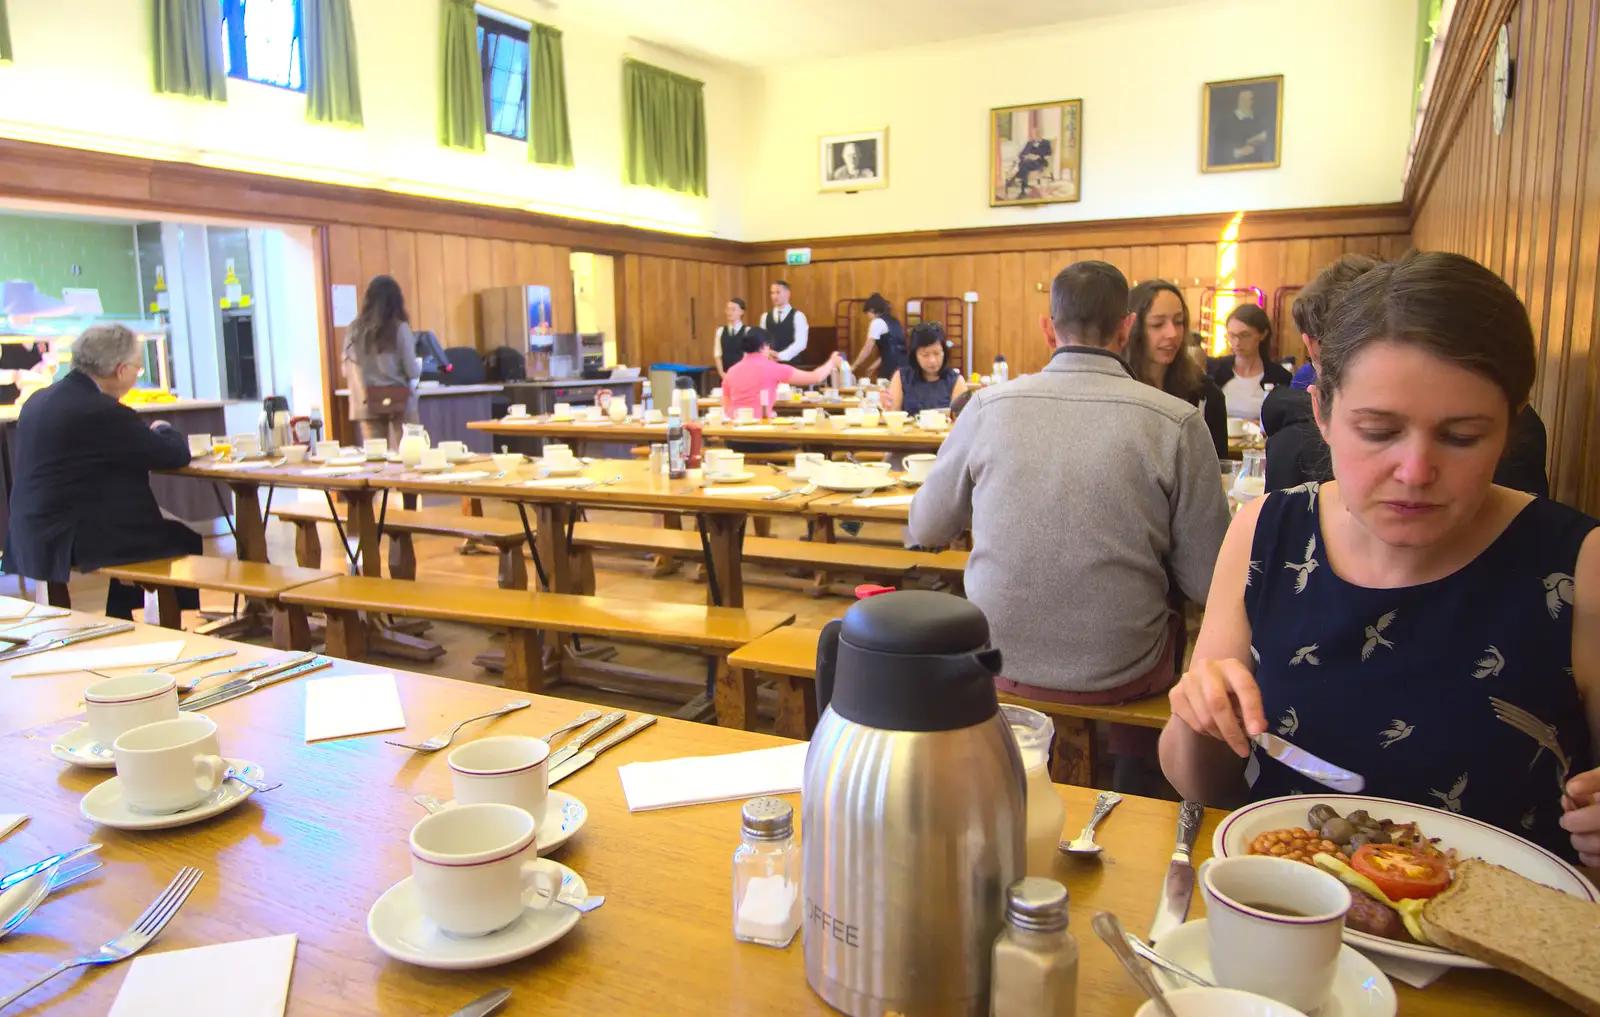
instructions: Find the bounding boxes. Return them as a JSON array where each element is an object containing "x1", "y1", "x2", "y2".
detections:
[{"x1": 721, "y1": 329, "x2": 840, "y2": 419}]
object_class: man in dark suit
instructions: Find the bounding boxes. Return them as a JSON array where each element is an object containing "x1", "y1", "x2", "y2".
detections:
[{"x1": 4, "y1": 324, "x2": 201, "y2": 618}]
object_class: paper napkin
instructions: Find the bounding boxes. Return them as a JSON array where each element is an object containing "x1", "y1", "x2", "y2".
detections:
[
  {"x1": 703, "y1": 485, "x2": 782, "y2": 497},
  {"x1": 618, "y1": 742, "x2": 809, "y2": 812},
  {"x1": 0, "y1": 598, "x2": 38, "y2": 621},
  {"x1": 1369, "y1": 952, "x2": 1448, "y2": 989},
  {"x1": 852, "y1": 494, "x2": 916, "y2": 507},
  {"x1": 0, "y1": 814, "x2": 27, "y2": 841},
  {"x1": 109, "y1": 934, "x2": 297, "y2": 1017},
  {"x1": 298, "y1": 466, "x2": 363, "y2": 477},
  {"x1": 12, "y1": 640, "x2": 186, "y2": 677},
  {"x1": 304, "y1": 672, "x2": 406, "y2": 742}
]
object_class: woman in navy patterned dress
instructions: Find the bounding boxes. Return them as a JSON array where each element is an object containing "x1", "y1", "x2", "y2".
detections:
[{"x1": 1158, "y1": 252, "x2": 1600, "y2": 866}]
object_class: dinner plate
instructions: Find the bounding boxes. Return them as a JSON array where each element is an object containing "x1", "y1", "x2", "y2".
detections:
[
  {"x1": 1151, "y1": 919, "x2": 1396, "y2": 1017},
  {"x1": 80, "y1": 759, "x2": 262, "y2": 830},
  {"x1": 539, "y1": 461, "x2": 585, "y2": 476},
  {"x1": 322, "y1": 455, "x2": 368, "y2": 467},
  {"x1": 1214, "y1": 794, "x2": 1600, "y2": 968},
  {"x1": 50, "y1": 722, "x2": 116, "y2": 769},
  {"x1": 413, "y1": 464, "x2": 452, "y2": 474},
  {"x1": 816, "y1": 478, "x2": 892, "y2": 493},
  {"x1": 705, "y1": 471, "x2": 756, "y2": 484},
  {"x1": 367, "y1": 864, "x2": 586, "y2": 970}
]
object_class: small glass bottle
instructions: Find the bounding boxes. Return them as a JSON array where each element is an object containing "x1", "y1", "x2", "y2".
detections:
[
  {"x1": 732, "y1": 797, "x2": 800, "y2": 948},
  {"x1": 990, "y1": 877, "x2": 1078, "y2": 1017},
  {"x1": 667, "y1": 409, "x2": 686, "y2": 479}
]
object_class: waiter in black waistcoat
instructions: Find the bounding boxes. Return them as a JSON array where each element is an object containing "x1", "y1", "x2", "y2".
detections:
[
  {"x1": 759, "y1": 280, "x2": 808, "y2": 364},
  {"x1": 3, "y1": 324, "x2": 202, "y2": 619},
  {"x1": 712, "y1": 297, "x2": 750, "y2": 379}
]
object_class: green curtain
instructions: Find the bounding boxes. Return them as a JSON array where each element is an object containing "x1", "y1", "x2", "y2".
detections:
[
  {"x1": 439, "y1": 0, "x2": 483, "y2": 151},
  {"x1": 1412, "y1": 0, "x2": 1444, "y2": 122},
  {"x1": 304, "y1": 0, "x2": 363, "y2": 127},
  {"x1": 622, "y1": 59, "x2": 706, "y2": 197},
  {"x1": 0, "y1": 0, "x2": 11, "y2": 62},
  {"x1": 151, "y1": 0, "x2": 227, "y2": 101},
  {"x1": 528, "y1": 22, "x2": 573, "y2": 167}
]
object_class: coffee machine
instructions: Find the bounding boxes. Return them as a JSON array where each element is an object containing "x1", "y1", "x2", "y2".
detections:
[{"x1": 802, "y1": 591, "x2": 1024, "y2": 1017}]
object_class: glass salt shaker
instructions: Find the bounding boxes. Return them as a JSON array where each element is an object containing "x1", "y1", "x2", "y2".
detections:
[
  {"x1": 732, "y1": 797, "x2": 800, "y2": 948},
  {"x1": 990, "y1": 877, "x2": 1078, "y2": 1017}
]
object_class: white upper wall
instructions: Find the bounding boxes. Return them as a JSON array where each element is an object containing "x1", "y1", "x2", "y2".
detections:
[
  {"x1": 738, "y1": 0, "x2": 1417, "y2": 241},
  {"x1": 0, "y1": 0, "x2": 749, "y2": 239}
]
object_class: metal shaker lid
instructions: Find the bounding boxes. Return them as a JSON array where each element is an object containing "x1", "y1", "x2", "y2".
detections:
[
  {"x1": 741, "y1": 797, "x2": 794, "y2": 840},
  {"x1": 1005, "y1": 877, "x2": 1070, "y2": 933}
]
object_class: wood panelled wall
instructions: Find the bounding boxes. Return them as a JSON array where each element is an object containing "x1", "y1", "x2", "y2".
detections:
[
  {"x1": 1410, "y1": 0, "x2": 1600, "y2": 512},
  {"x1": 616, "y1": 255, "x2": 745, "y2": 370}
]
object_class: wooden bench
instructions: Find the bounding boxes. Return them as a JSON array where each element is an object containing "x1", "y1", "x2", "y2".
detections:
[
  {"x1": 96, "y1": 556, "x2": 337, "y2": 651},
  {"x1": 727, "y1": 626, "x2": 1171, "y2": 785},
  {"x1": 271, "y1": 502, "x2": 532, "y2": 590},
  {"x1": 281, "y1": 575, "x2": 795, "y2": 712}
]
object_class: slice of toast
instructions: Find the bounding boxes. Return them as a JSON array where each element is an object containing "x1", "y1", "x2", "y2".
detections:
[{"x1": 1421, "y1": 858, "x2": 1600, "y2": 1016}]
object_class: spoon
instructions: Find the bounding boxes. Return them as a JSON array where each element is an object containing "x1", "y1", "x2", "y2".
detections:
[
  {"x1": 1093, "y1": 911, "x2": 1179, "y2": 1017},
  {"x1": 1126, "y1": 933, "x2": 1213, "y2": 989},
  {"x1": 224, "y1": 764, "x2": 281, "y2": 793},
  {"x1": 1061, "y1": 790, "x2": 1123, "y2": 856}
]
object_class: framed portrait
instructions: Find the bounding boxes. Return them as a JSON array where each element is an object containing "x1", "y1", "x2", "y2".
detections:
[
  {"x1": 1202, "y1": 75, "x2": 1283, "y2": 172},
  {"x1": 819, "y1": 129, "x2": 888, "y2": 192},
  {"x1": 990, "y1": 99, "x2": 1082, "y2": 207}
]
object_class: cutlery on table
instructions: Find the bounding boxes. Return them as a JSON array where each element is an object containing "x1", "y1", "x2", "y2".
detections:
[
  {"x1": 1252, "y1": 731, "x2": 1365, "y2": 793},
  {"x1": 0, "y1": 621, "x2": 135, "y2": 663},
  {"x1": 1489, "y1": 695, "x2": 1571, "y2": 798},
  {"x1": 0, "y1": 845, "x2": 101, "y2": 894},
  {"x1": 178, "y1": 659, "x2": 268, "y2": 692},
  {"x1": 1125, "y1": 934, "x2": 1212, "y2": 988},
  {"x1": 1060, "y1": 790, "x2": 1123, "y2": 856},
  {"x1": 224, "y1": 764, "x2": 281, "y2": 793},
  {"x1": 142, "y1": 650, "x2": 237, "y2": 673},
  {"x1": 538, "y1": 708, "x2": 603, "y2": 744},
  {"x1": 549, "y1": 714, "x2": 657, "y2": 784},
  {"x1": 1093, "y1": 912, "x2": 1179, "y2": 1017},
  {"x1": 1146, "y1": 801, "x2": 1204, "y2": 945},
  {"x1": 448, "y1": 987, "x2": 512, "y2": 1017},
  {"x1": 385, "y1": 700, "x2": 534, "y2": 753},
  {"x1": 0, "y1": 866, "x2": 203, "y2": 1010},
  {"x1": 180, "y1": 654, "x2": 329, "y2": 711},
  {"x1": 553, "y1": 892, "x2": 606, "y2": 913},
  {"x1": 545, "y1": 711, "x2": 626, "y2": 771},
  {"x1": 414, "y1": 794, "x2": 448, "y2": 815},
  {"x1": 0, "y1": 862, "x2": 104, "y2": 941}
]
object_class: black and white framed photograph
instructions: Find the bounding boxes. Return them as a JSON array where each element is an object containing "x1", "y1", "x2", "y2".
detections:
[
  {"x1": 819, "y1": 128, "x2": 887, "y2": 192},
  {"x1": 1202, "y1": 75, "x2": 1283, "y2": 172}
]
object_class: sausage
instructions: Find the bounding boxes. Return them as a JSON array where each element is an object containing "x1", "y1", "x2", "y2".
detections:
[{"x1": 1345, "y1": 888, "x2": 1406, "y2": 941}]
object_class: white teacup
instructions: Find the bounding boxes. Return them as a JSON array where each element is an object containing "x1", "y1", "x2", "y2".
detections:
[
  {"x1": 232, "y1": 433, "x2": 260, "y2": 457},
  {"x1": 492, "y1": 452, "x2": 524, "y2": 475},
  {"x1": 439, "y1": 440, "x2": 468, "y2": 460},
  {"x1": 843, "y1": 408, "x2": 864, "y2": 425},
  {"x1": 551, "y1": 402, "x2": 571, "y2": 417},
  {"x1": 631, "y1": 403, "x2": 646, "y2": 421},
  {"x1": 281, "y1": 444, "x2": 309, "y2": 464},
  {"x1": 823, "y1": 388, "x2": 839, "y2": 399},
  {"x1": 507, "y1": 403, "x2": 529, "y2": 418},
  {"x1": 801, "y1": 408, "x2": 819, "y2": 425},
  {"x1": 816, "y1": 459, "x2": 863, "y2": 488},
  {"x1": 882, "y1": 410, "x2": 908, "y2": 432},
  {"x1": 410, "y1": 803, "x2": 563, "y2": 937},
  {"x1": 706, "y1": 452, "x2": 745, "y2": 477},
  {"x1": 187, "y1": 433, "x2": 212, "y2": 457},
  {"x1": 85, "y1": 673, "x2": 179, "y2": 751},
  {"x1": 706, "y1": 408, "x2": 726, "y2": 426},
  {"x1": 858, "y1": 408, "x2": 881, "y2": 427},
  {"x1": 903, "y1": 453, "x2": 937, "y2": 482},
  {"x1": 736, "y1": 407, "x2": 755, "y2": 424},
  {"x1": 917, "y1": 409, "x2": 947, "y2": 430},
  {"x1": 711, "y1": 387, "x2": 723, "y2": 397},
  {"x1": 794, "y1": 452, "x2": 826, "y2": 477},
  {"x1": 314, "y1": 440, "x2": 341, "y2": 461},
  {"x1": 364, "y1": 438, "x2": 388, "y2": 458},
  {"x1": 645, "y1": 409, "x2": 665, "y2": 424},
  {"x1": 420, "y1": 447, "x2": 449, "y2": 469},
  {"x1": 112, "y1": 714, "x2": 227, "y2": 815},
  {"x1": 448, "y1": 736, "x2": 551, "y2": 819},
  {"x1": 1201, "y1": 855, "x2": 1351, "y2": 1012}
]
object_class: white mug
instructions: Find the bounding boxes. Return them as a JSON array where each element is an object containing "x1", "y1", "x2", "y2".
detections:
[
  {"x1": 410, "y1": 803, "x2": 563, "y2": 937},
  {"x1": 706, "y1": 409, "x2": 726, "y2": 426},
  {"x1": 917, "y1": 409, "x2": 947, "y2": 430},
  {"x1": 1201, "y1": 855, "x2": 1351, "y2": 1012},
  {"x1": 801, "y1": 408, "x2": 819, "y2": 425},
  {"x1": 85, "y1": 673, "x2": 179, "y2": 751},
  {"x1": 420, "y1": 447, "x2": 449, "y2": 469},
  {"x1": 507, "y1": 403, "x2": 529, "y2": 418},
  {"x1": 112, "y1": 714, "x2": 228, "y2": 815},
  {"x1": 314, "y1": 440, "x2": 341, "y2": 461},
  {"x1": 843, "y1": 408, "x2": 864, "y2": 425},
  {"x1": 281, "y1": 444, "x2": 309, "y2": 464},
  {"x1": 551, "y1": 402, "x2": 572, "y2": 417},
  {"x1": 231, "y1": 433, "x2": 260, "y2": 457},
  {"x1": 858, "y1": 408, "x2": 881, "y2": 427},
  {"x1": 794, "y1": 452, "x2": 826, "y2": 477},
  {"x1": 439, "y1": 440, "x2": 468, "y2": 460},
  {"x1": 736, "y1": 407, "x2": 755, "y2": 423},
  {"x1": 645, "y1": 409, "x2": 665, "y2": 424},
  {"x1": 882, "y1": 410, "x2": 908, "y2": 432},
  {"x1": 447, "y1": 736, "x2": 551, "y2": 820},
  {"x1": 187, "y1": 433, "x2": 212, "y2": 457},
  {"x1": 707, "y1": 452, "x2": 745, "y2": 476},
  {"x1": 364, "y1": 438, "x2": 388, "y2": 457},
  {"x1": 903, "y1": 453, "x2": 937, "y2": 482}
]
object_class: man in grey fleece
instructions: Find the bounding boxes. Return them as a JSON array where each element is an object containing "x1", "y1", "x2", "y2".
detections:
[{"x1": 909, "y1": 261, "x2": 1230, "y2": 699}]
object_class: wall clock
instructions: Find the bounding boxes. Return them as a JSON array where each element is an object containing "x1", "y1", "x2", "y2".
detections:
[{"x1": 1492, "y1": 23, "x2": 1514, "y2": 135}]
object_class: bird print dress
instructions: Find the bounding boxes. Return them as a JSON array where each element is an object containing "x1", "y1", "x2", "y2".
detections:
[{"x1": 1243, "y1": 483, "x2": 1596, "y2": 863}]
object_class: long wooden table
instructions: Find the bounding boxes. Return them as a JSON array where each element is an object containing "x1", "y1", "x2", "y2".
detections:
[
  {"x1": 470, "y1": 416, "x2": 948, "y2": 453},
  {"x1": 0, "y1": 602, "x2": 1563, "y2": 1015}
]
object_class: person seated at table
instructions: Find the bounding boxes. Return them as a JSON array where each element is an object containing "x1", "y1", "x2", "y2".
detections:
[
  {"x1": 910, "y1": 261, "x2": 1229, "y2": 791},
  {"x1": 1159, "y1": 251, "x2": 1600, "y2": 865},
  {"x1": 1127, "y1": 281, "x2": 1227, "y2": 458},
  {"x1": 1207, "y1": 304, "x2": 1293, "y2": 422},
  {"x1": 721, "y1": 328, "x2": 841, "y2": 420},
  {"x1": 1263, "y1": 254, "x2": 1549, "y2": 496},
  {"x1": 884, "y1": 322, "x2": 967, "y2": 415},
  {"x1": 848, "y1": 293, "x2": 907, "y2": 381},
  {"x1": 3, "y1": 324, "x2": 200, "y2": 620}
]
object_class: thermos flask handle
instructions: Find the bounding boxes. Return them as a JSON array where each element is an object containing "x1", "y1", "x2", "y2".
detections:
[{"x1": 815, "y1": 618, "x2": 843, "y2": 713}]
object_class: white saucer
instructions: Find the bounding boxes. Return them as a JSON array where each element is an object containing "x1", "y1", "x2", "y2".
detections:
[
  {"x1": 539, "y1": 461, "x2": 584, "y2": 476},
  {"x1": 899, "y1": 475, "x2": 925, "y2": 487},
  {"x1": 50, "y1": 723, "x2": 116, "y2": 769},
  {"x1": 367, "y1": 862, "x2": 586, "y2": 970},
  {"x1": 1151, "y1": 919, "x2": 1396, "y2": 1017},
  {"x1": 414, "y1": 464, "x2": 452, "y2": 474},
  {"x1": 447, "y1": 454, "x2": 478, "y2": 464},
  {"x1": 706, "y1": 471, "x2": 756, "y2": 484},
  {"x1": 80, "y1": 758, "x2": 261, "y2": 831},
  {"x1": 817, "y1": 478, "x2": 890, "y2": 493}
]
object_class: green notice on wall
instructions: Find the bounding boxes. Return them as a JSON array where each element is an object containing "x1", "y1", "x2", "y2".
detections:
[{"x1": 0, "y1": 215, "x2": 142, "y2": 314}]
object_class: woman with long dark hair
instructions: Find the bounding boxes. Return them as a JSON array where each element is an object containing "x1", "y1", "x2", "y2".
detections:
[
  {"x1": 1206, "y1": 303, "x2": 1293, "y2": 421},
  {"x1": 343, "y1": 275, "x2": 420, "y2": 447},
  {"x1": 1127, "y1": 281, "x2": 1227, "y2": 457},
  {"x1": 884, "y1": 321, "x2": 967, "y2": 414}
]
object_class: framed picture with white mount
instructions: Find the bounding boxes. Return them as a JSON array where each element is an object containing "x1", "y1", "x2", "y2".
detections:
[
  {"x1": 1492, "y1": 23, "x2": 1515, "y2": 135},
  {"x1": 819, "y1": 129, "x2": 888, "y2": 193}
]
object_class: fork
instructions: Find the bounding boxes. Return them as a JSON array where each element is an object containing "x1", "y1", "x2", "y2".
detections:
[
  {"x1": 1489, "y1": 696, "x2": 1571, "y2": 796},
  {"x1": 385, "y1": 700, "x2": 533, "y2": 753},
  {"x1": 539, "y1": 708, "x2": 602, "y2": 744},
  {"x1": 0, "y1": 866, "x2": 203, "y2": 1009}
]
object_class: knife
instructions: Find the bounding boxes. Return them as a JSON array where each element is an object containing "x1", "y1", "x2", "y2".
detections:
[
  {"x1": 545, "y1": 711, "x2": 625, "y2": 771},
  {"x1": 0, "y1": 622, "x2": 134, "y2": 663},
  {"x1": 1146, "y1": 801, "x2": 1204, "y2": 944},
  {"x1": 1253, "y1": 732, "x2": 1366, "y2": 793},
  {"x1": 549, "y1": 714, "x2": 657, "y2": 784},
  {"x1": 181, "y1": 655, "x2": 330, "y2": 711},
  {"x1": 179, "y1": 654, "x2": 316, "y2": 710},
  {"x1": 447, "y1": 987, "x2": 511, "y2": 1017},
  {"x1": 0, "y1": 844, "x2": 101, "y2": 894}
]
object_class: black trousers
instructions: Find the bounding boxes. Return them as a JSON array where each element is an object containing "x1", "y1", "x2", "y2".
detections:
[{"x1": 102, "y1": 520, "x2": 204, "y2": 620}]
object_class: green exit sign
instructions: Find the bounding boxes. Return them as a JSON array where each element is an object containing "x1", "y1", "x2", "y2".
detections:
[{"x1": 785, "y1": 248, "x2": 812, "y2": 266}]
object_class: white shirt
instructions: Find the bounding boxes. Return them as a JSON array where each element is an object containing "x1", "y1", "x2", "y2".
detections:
[
  {"x1": 1222, "y1": 372, "x2": 1269, "y2": 421},
  {"x1": 866, "y1": 318, "x2": 889, "y2": 341},
  {"x1": 761, "y1": 306, "x2": 808, "y2": 362}
]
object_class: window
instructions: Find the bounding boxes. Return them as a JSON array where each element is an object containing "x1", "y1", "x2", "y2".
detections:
[
  {"x1": 221, "y1": 0, "x2": 304, "y2": 92},
  {"x1": 478, "y1": 13, "x2": 529, "y2": 141}
]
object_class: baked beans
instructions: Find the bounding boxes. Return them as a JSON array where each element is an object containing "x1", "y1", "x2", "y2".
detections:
[{"x1": 1247, "y1": 827, "x2": 1348, "y2": 865}]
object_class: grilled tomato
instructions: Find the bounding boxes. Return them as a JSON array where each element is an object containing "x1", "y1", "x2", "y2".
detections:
[{"x1": 1349, "y1": 843, "x2": 1451, "y2": 901}]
